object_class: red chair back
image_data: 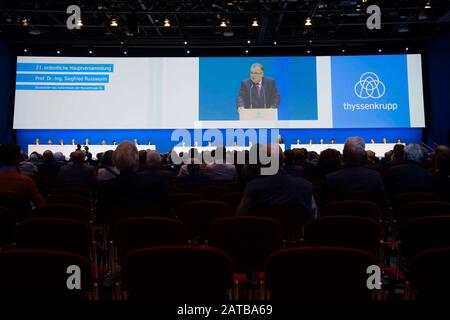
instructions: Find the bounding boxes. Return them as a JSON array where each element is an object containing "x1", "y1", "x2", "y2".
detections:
[
  {"x1": 121, "y1": 246, "x2": 233, "y2": 299},
  {"x1": 110, "y1": 217, "x2": 189, "y2": 261},
  {"x1": 208, "y1": 216, "x2": 283, "y2": 273},
  {"x1": 265, "y1": 247, "x2": 377, "y2": 300}
]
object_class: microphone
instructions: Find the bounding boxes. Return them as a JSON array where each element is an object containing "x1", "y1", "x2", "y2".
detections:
[{"x1": 249, "y1": 83, "x2": 254, "y2": 109}]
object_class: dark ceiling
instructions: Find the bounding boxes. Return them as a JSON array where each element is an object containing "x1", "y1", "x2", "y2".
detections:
[{"x1": 1, "y1": 0, "x2": 450, "y2": 55}]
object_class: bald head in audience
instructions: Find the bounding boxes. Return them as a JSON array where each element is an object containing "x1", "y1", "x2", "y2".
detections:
[
  {"x1": 147, "y1": 150, "x2": 162, "y2": 168},
  {"x1": 112, "y1": 141, "x2": 139, "y2": 173}
]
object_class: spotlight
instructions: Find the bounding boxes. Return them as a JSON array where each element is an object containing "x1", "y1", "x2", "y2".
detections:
[
  {"x1": 123, "y1": 51, "x2": 127, "y2": 55},
  {"x1": 307, "y1": 50, "x2": 311, "y2": 54},
  {"x1": 305, "y1": 17, "x2": 312, "y2": 26},
  {"x1": 425, "y1": 1, "x2": 432, "y2": 9},
  {"x1": 186, "y1": 50, "x2": 190, "y2": 54},
  {"x1": 76, "y1": 18, "x2": 83, "y2": 28},
  {"x1": 406, "y1": 47, "x2": 409, "y2": 51},
  {"x1": 23, "y1": 48, "x2": 28, "y2": 53},
  {"x1": 110, "y1": 18, "x2": 118, "y2": 27},
  {"x1": 378, "y1": 48, "x2": 382, "y2": 53},
  {"x1": 164, "y1": 18, "x2": 170, "y2": 27},
  {"x1": 220, "y1": 20, "x2": 227, "y2": 27},
  {"x1": 247, "y1": 40, "x2": 251, "y2": 44},
  {"x1": 21, "y1": 18, "x2": 29, "y2": 27},
  {"x1": 342, "y1": 49, "x2": 346, "y2": 53},
  {"x1": 273, "y1": 41, "x2": 277, "y2": 45},
  {"x1": 184, "y1": 41, "x2": 188, "y2": 45},
  {"x1": 89, "y1": 50, "x2": 93, "y2": 54},
  {"x1": 251, "y1": 19, "x2": 259, "y2": 27},
  {"x1": 245, "y1": 49, "x2": 249, "y2": 54},
  {"x1": 57, "y1": 50, "x2": 61, "y2": 54}
]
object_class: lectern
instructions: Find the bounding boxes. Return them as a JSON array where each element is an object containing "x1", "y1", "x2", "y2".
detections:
[{"x1": 238, "y1": 108, "x2": 278, "y2": 121}]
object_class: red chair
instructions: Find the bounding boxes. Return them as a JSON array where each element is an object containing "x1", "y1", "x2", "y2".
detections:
[
  {"x1": 47, "y1": 194, "x2": 91, "y2": 210},
  {"x1": 32, "y1": 204, "x2": 92, "y2": 223},
  {"x1": 0, "y1": 192, "x2": 32, "y2": 221},
  {"x1": 399, "y1": 216, "x2": 450, "y2": 264},
  {"x1": 320, "y1": 200, "x2": 382, "y2": 221},
  {"x1": 410, "y1": 247, "x2": 450, "y2": 300},
  {"x1": 249, "y1": 204, "x2": 310, "y2": 241},
  {"x1": 220, "y1": 192, "x2": 244, "y2": 212},
  {"x1": 52, "y1": 186, "x2": 92, "y2": 199},
  {"x1": 110, "y1": 217, "x2": 189, "y2": 263},
  {"x1": 0, "y1": 249, "x2": 93, "y2": 299},
  {"x1": 395, "y1": 201, "x2": 450, "y2": 227},
  {"x1": 302, "y1": 216, "x2": 383, "y2": 256},
  {"x1": 196, "y1": 186, "x2": 234, "y2": 201},
  {"x1": 167, "y1": 193, "x2": 202, "y2": 210},
  {"x1": 393, "y1": 192, "x2": 440, "y2": 209},
  {"x1": 208, "y1": 216, "x2": 283, "y2": 273},
  {"x1": 120, "y1": 246, "x2": 233, "y2": 299},
  {"x1": 16, "y1": 218, "x2": 93, "y2": 259},
  {"x1": 107, "y1": 204, "x2": 163, "y2": 224},
  {"x1": 265, "y1": 247, "x2": 378, "y2": 300},
  {"x1": 175, "y1": 201, "x2": 234, "y2": 242},
  {"x1": 167, "y1": 186, "x2": 186, "y2": 194},
  {"x1": 0, "y1": 206, "x2": 15, "y2": 248}
]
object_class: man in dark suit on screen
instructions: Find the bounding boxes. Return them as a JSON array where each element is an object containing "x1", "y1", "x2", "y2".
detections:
[{"x1": 236, "y1": 63, "x2": 281, "y2": 111}]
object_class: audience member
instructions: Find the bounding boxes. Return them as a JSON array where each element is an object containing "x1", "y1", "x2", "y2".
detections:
[
  {"x1": 384, "y1": 143, "x2": 433, "y2": 196},
  {"x1": 0, "y1": 143, "x2": 44, "y2": 207}
]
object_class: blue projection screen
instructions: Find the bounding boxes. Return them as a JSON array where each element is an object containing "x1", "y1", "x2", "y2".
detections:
[{"x1": 13, "y1": 54, "x2": 425, "y2": 130}]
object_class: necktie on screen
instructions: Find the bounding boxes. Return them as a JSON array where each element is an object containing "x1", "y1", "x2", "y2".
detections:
[{"x1": 257, "y1": 84, "x2": 261, "y2": 97}]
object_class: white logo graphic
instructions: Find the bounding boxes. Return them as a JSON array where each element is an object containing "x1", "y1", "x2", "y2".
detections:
[{"x1": 354, "y1": 72, "x2": 386, "y2": 99}]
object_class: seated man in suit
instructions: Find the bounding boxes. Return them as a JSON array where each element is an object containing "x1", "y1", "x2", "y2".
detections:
[
  {"x1": 237, "y1": 144, "x2": 314, "y2": 217},
  {"x1": 321, "y1": 136, "x2": 389, "y2": 211},
  {"x1": 57, "y1": 150, "x2": 96, "y2": 188},
  {"x1": 97, "y1": 141, "x2": 169, "y2": 222},
  {"x1": 236, "y1": 63, "x2": 280, "y2": 110},
  {"x1": 384, "y1": 143, "x2": 433, "y2": 197}
]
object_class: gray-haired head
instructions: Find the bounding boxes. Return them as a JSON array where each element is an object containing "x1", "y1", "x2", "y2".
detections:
[
  {"x1": 147, "y1": 150, "x2": 162, "y2": 168},
  {"x1": 250, "y1": 63, "x2": 264, "y2": 71},
  {"x1": 112, "y1": 141, "x2": 139, "y2": 173},
  {"x1": 343, "y1": 136, "x2": 366, "y2": 164},
  {"x1": 405, "y1": 143, "x2": 423, "y2": 163}
]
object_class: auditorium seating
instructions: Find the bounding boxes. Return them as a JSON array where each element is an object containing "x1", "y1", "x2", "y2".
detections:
[
  {"x1": 265, "y1": 247, "x2": 378, "y2": 300},
  {"x1": 0, "y1": 206, "x2": 15, "y2": 248},
  {"x1": 302, "y1": 216, "x2": 383, "y2": 257},
  {"x1": 109, "y1": 217, "x2": 190, "y2": 270},
  {"x1": 409, "y1": 247, "x2": 450, "y2": 300},
  {"x1": 320, "y1": 200, "x2": 382, "y2": 221},
  {"x1": 119, "y1": 246, "x2": 234, "y2": 300},
  {"x1": 249, "y1": 204, "x2": 310, "y2": 241},
  {"x1": 174, "y1": 200, "x2": 234, "y2": 243},
  {"x1": 0, "y1": 192, "x2": 32, "y2": 222},
  {"x1": 32, "y1": 204, "x2": 92, "y2": 223},
  {"x1": 3, "y1": 141, "x2": 450, "y2": 301},
  {"x1": 0, "y1": 249, "x2": 94, "y2": 299}
]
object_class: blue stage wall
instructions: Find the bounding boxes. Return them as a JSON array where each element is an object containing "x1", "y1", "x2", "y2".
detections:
[{"x1": 16, "y1": 128, "x2": 422, "y2": 154}]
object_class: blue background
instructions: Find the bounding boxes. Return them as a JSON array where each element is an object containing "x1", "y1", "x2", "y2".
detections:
[
  {"x1": 15, "y1": 128, "x2": 422, "y2": 154},
  {"x1": 199, "y1": 57, "x2": 318, "y2": 121},
  {"x1": 331, "y1": 55, "x2": 411, "y2": 128}
]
